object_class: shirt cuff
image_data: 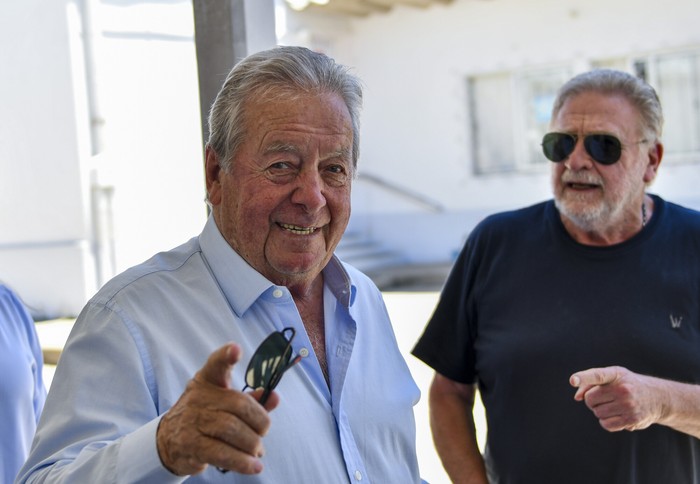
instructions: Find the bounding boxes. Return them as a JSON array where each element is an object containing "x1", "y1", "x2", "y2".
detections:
[{"x1": 117, "y1": 416, "x2": 187, "y2": 484}]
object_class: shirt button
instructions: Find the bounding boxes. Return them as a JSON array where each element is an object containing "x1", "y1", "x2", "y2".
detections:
[
  {"x1": 299, "y1": 347, "x2": 310, "y2": 358},
  {"x1": 272, "y1": 288, "x2": 283, "y2": 298},
  {"x1": 354, "y1": 470, "x2": 362, "y2": 481}
]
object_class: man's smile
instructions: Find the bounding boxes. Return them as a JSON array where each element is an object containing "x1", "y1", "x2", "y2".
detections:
[{"x1": 278, "y1": 223, "x2": 320, "y2": 235}]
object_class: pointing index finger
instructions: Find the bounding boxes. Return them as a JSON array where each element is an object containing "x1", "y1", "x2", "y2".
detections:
[
  {"x1": 570, "y1": 367, "x2": 619, "y2": 400},
  {"x1": 195, "y1": 343, "x2": 242, "y2": 389}
]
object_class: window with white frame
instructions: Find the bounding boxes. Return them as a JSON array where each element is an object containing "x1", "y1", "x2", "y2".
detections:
[
  {"x1": 470, "y1": 49, "x2": 700, "y2": 175},
  {"x1": 643, "y1": 51, "x2": 700, "y2": 163},
  {"x1": 469, "y1": 67, "x2": 571, "y2": 175},
  {"x1": 468, "y1": 72, "x2": 514, "y2": 174},
  {"x1": 593, "y1": 51, "x2": 700, "y2": 164},
  {"x1": 516, "y1": 69, "x2": 573, "y2": 169}
]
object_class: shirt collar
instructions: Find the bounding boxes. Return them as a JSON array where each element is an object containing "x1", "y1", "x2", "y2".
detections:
[
  {"x1": 322, "y1": 256, "x2": 356, "y2": 308},
  {"x1": 199, "y1": 215, "x2": 356, "y2": 316},
  {"x1": 199, "y1": 216, "x2": 272, "y2": 317}
]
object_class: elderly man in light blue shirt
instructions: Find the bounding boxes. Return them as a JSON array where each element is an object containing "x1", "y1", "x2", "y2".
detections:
[{"x1": 17, "y1": 46, "x2": 423, "y2": 483}]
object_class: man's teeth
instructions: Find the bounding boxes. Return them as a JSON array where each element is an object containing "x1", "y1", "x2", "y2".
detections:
[{"x1": 280, "y1": 223, "x2": 316, "y2": 235}]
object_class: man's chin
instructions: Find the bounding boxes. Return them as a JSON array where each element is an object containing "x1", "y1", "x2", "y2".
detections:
[
  {"x1": 555, "y1": 198, "x2": 606, "y2": 228},
  {"x1": 266, "y1": 256, "x2": 328, "y2": 282}
]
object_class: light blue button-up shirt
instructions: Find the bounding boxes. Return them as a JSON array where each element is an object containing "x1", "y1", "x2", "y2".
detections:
[
  {"x1": 18, "y1": 217, "x2": 422, "y2": 483},
  {"x1": 1, "y1": 285, "x2": 45, "y2": 484}
]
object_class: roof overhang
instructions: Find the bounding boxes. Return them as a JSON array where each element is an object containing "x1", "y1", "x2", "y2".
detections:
[{"x1": 285, "y1": 0, "x2": 455, "y2": 17}]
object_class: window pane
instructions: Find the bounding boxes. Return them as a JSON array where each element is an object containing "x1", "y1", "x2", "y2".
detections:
[
  {"x1": 517, "y1": 68, "x2": 572, "y2": 167},
  {"x1": 655, "y1": 52, "x2": 700, "y2": 157},
  {"x1": 469, "y1": 73, "x2": 515, "y2": 174}
]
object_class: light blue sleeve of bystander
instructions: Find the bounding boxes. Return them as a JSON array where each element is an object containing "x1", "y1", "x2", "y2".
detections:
[{"x1": 0, "y1": 284, "x2": 46, "y2": 483}]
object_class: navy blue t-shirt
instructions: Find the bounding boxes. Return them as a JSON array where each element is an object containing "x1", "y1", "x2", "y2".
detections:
[{"x1": 413, "y1": 195, "x2": 700, "y2": 484}]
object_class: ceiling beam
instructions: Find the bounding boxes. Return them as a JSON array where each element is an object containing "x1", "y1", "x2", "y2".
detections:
[
  {"x1": 368, "y1": 0, "x2": 432, "y2": 7},
  {"x1": 310, "y1": 0, "x2": 391, "y2": 16},
  {"x1": 305, "y1": 0, "x2": 455, "y2": 16}
]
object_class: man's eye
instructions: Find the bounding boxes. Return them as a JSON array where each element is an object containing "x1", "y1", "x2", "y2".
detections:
[
  {"x1": 269, "y1": 161, "x2": 291, "y2": 171},
  {"x1": 265, "y1": 162, "x2": 297, "y2": 183},
  {"x1": 324, "y1": 164, "x2": 350, "y2": 186},
  {"x1": 326, "y1": 164, "x2": 346, "y2": 175}
]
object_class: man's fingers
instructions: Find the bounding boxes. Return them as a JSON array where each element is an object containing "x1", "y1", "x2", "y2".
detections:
[
  {"x1": 155, "y1": 344, "x2": 287, "y2": 476},
  {"x1": 173, "y1": 431, "x2": 264, "y2": 475},
  {"x1": 570, "y1": 367, "x2": 620, "y2": 387},
  {"x1": 205, "y1": 408, "x2": 268, "y2": 456},
  {"x1": 206, "y1": 439, "x2": 264, "y2": 475},
  {"x1": 248, "y1": 388, "x2": 281, "y2": 413},
  {"x1": 570, "y1": 367, "x2": 623, "y2": 400},
  {"x1": 569, "y1": 369, "x2": 598, "y2": 401},
  {"x1": 196, "y1": 343, "x2": 242, "y2": 389},
  {"x1": 569, "y1": 366, "x2": 662, "y2": 433}
]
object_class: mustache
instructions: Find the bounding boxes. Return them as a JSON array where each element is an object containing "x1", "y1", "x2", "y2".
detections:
[{"x1": 559, "y1": 171, "x2": 603, "y2": 186}]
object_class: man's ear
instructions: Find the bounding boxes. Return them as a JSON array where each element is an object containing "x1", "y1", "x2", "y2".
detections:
[
  {"x1": 643, "y1": 141, "x2": 663, "y2": 184},
  {"x1": 205, "y1": 146, "x2": 222, "y2": 205}
]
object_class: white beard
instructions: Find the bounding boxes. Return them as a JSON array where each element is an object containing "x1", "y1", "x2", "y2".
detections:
[{"x1": 553, "y1": 168, "x2": 646, "y2": 232}]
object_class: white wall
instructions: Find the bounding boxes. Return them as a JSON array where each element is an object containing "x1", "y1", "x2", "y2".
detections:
[
  {"x1": 0, "y1": 1, "x2": 96, "y2": 318},
  {"x1": 92, "y1": 0, "x2": 207, "y2": 273},
  {"x1": 285, "y1": 0, "x2": 700, "y2": 261},
  {"x1": 7, "y1": 0, "x2": 700, "y2": 314},
  {"x1": 1, "y1": 0, "x2": 208, "y2": 318},
  {"x1": 342, "y1": 0, "x2": 700, "y2": 210}
]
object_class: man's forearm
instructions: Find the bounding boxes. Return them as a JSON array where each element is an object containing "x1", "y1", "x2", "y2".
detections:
[
  {"x1": 655, "y1": 378, "x2": 700, "y2": 439},
  {"x1": 429, "y1": 376, "x2": 487, "y2": 484}
]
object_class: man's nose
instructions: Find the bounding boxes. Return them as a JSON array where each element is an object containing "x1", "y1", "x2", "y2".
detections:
[
  {"x1": 564, "y1": 138, "x2": 594, "y2": 171},
  {"x1": 291, "y1": 171, "x2": 326, "y2": 212}
]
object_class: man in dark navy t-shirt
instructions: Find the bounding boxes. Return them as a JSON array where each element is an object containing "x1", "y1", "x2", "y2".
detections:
[{"x1": 413, "y1": 69, "x2": 700, "y2": 484}]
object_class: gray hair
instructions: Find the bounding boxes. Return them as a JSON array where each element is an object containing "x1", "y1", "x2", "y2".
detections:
[
  {"x1": 206, "y1": 46, "x2": 363, "y2": 171},
  {"x1": 551, "y1": 69, "x2": 664, "y2": 142}
]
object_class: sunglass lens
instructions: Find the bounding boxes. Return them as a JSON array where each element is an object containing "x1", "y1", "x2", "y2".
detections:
[
  {"x1": 244, "y1": 327, "x2": 300, "y2": 406},
  {"x1": 245, "y1": 332, "x2": 291, "y2": 390},
  {"x1": 584, "y1": 134, "x2": 621, "y2": 165},
  {"x1": 542, "y1": 133, "x2": 576, "y2": 162}
]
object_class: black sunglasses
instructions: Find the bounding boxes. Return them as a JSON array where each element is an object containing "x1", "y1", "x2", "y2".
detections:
[
  {"x1": 243, "y1": 327, "x2": 301, "y2": 406},
  {"x1": 542, "y1": 132, "x2": 625, "y2": 165},
  {"x1": 218, "y1": 327, "x2": 301, "y2": 474}
]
